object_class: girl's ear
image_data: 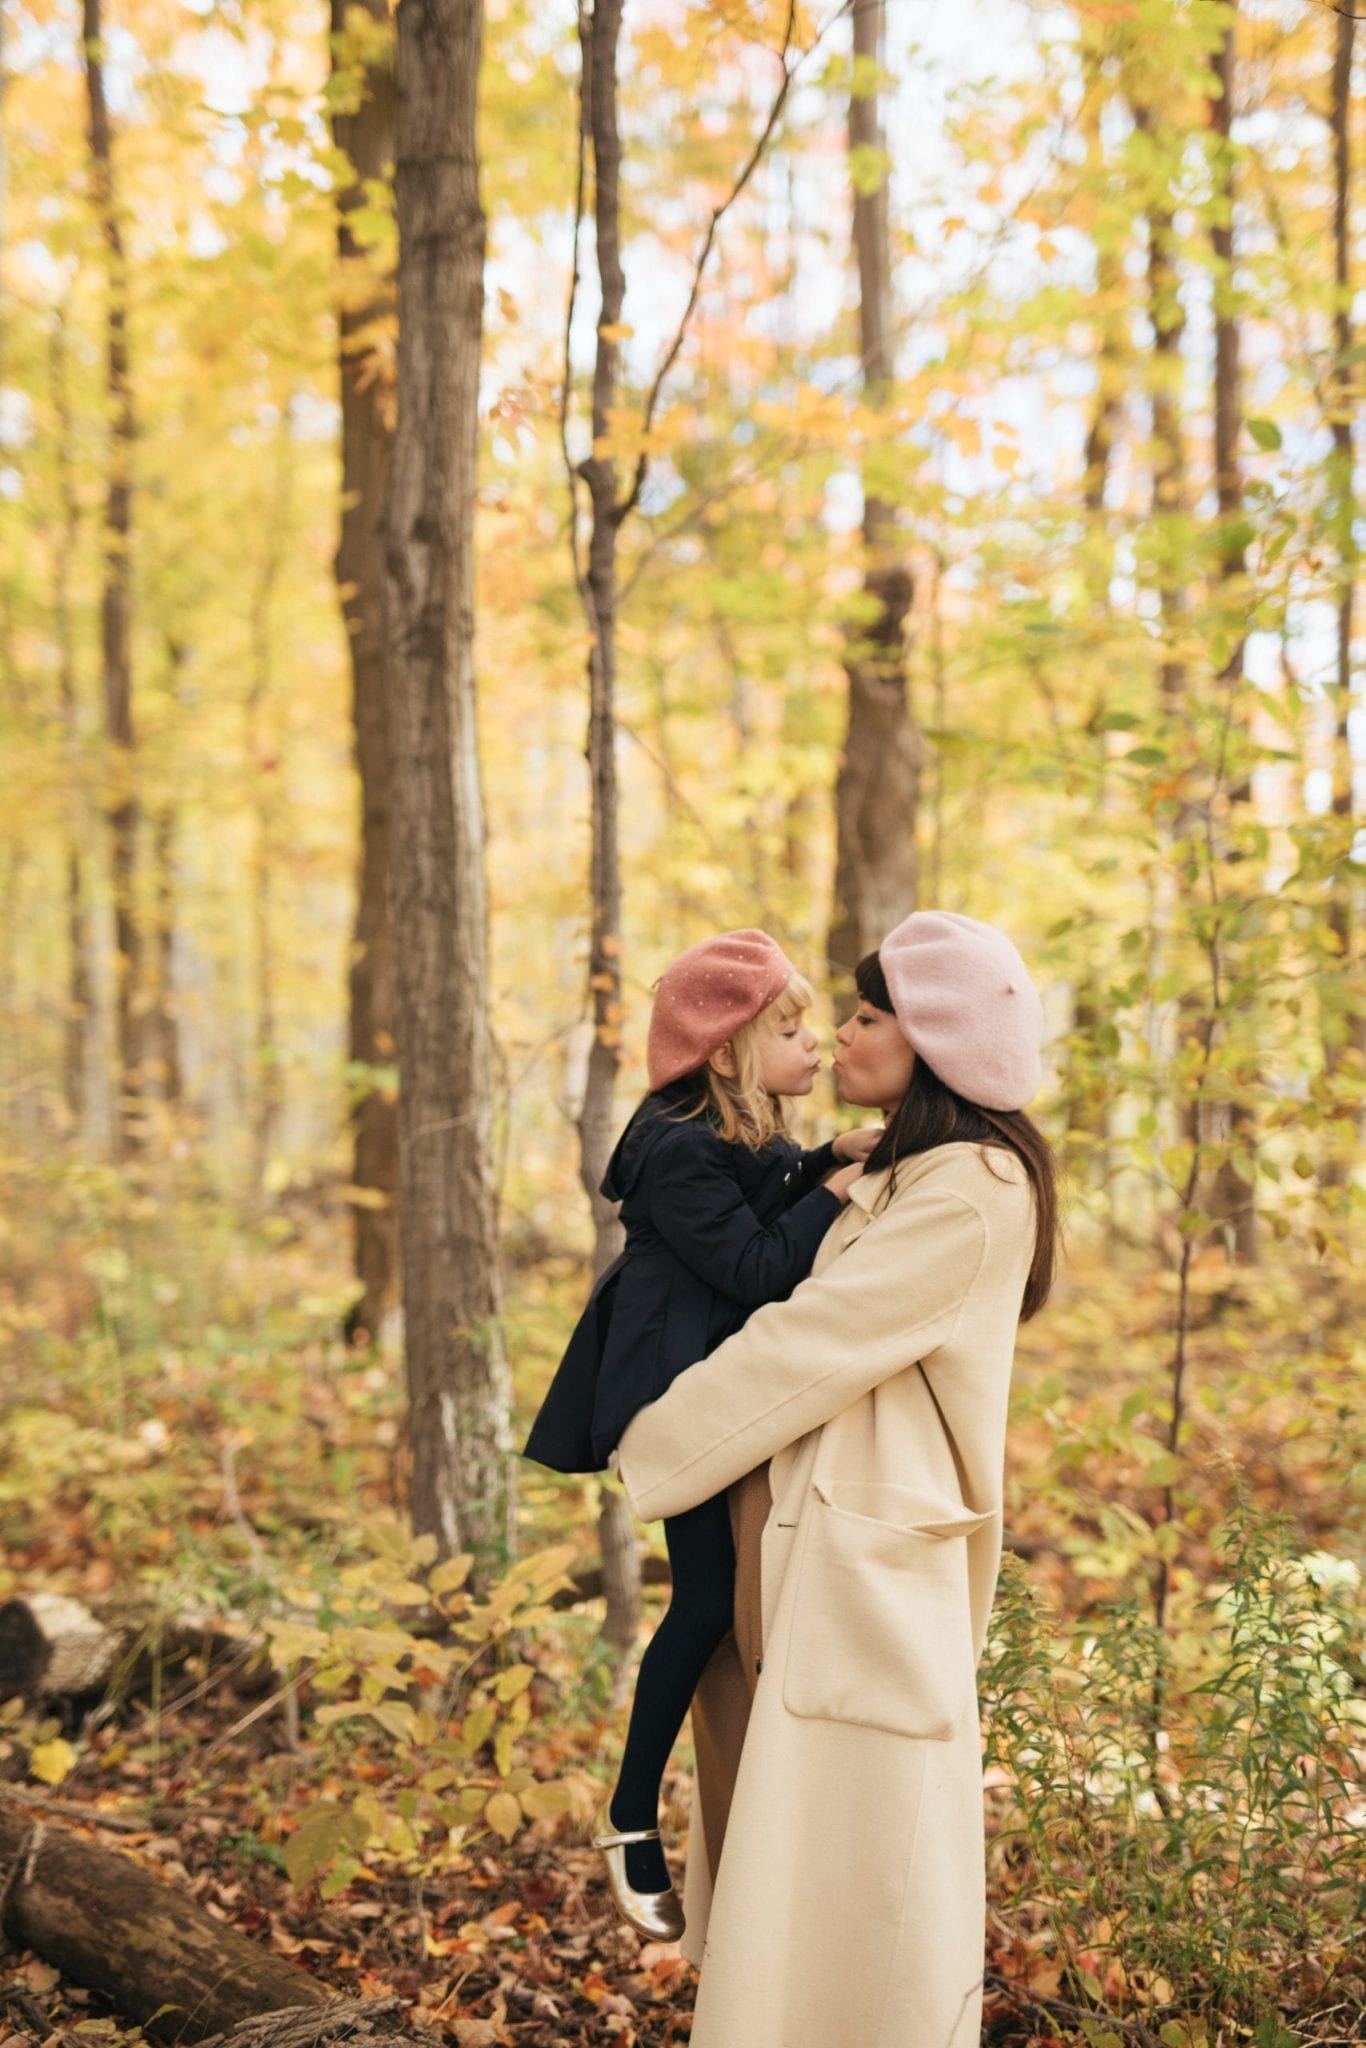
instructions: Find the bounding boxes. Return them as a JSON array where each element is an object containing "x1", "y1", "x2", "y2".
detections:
[{"x1": 708, "y1": 1042, "x2": 738, "y2": 1079}]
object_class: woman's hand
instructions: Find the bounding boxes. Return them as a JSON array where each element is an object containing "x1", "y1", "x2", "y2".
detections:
[
  {"x1": 833, "y1": 1124, "x2": 884, "y2": 1164},
  {"x1": 823, "y1": 1161, "x2": 865, "y2": 1203}
]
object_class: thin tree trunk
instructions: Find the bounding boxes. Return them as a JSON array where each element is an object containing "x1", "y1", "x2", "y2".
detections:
[
  {"x1": 152, "y1": 794, "x2": 181, "y2": 1108},
  {"x1": 1074, "y1": 60, "x2": 1125, "y2": 1227},
  {"x1": 1079, "y1": 52, "x2": 1125, "y2": 523},
  {"x1": 1205, "y1": 6, "x2": 1258, "y2": 1262},
  {"x1": 829, "y1": 0, "x2": 920, "y2": 986},
  {"x1": 574, "y1": 0, "x2": 628, "y2": 1282},
  {"x1": 1082, "y1": 242, "x2": 1124, "y2": 520},
  {"x1": 563, "y1": 0, "x2": 794, "y2": 1253},
  {"x1": 151, "y1": 638, "x2": 185, "y2": 1110},
  {"x1": 384, "y1": 0, "x2": 511, "y2": 1563},
  {"x1": 246, "y1": 413, "x2": 292, "y2": 1191},
  {"x1": 332, "y1": 0, "x2": 399, "y2": 1345},
  {"x1": 1147, "y1": 190, "x2": 1188, "y2": 721},
  {"x1": 596, "y1": 1481, "x2": 642, "y2": 1655},
  {"x1": 1139, "y1": 101, "x2": 1209, "y2": 1202},
  {"x1": 82, "y1": 0, "x2": 141, "y2": 1153},
  {"x1": 51, "y1": 307, "x2": 92, "y2": 1133},
  {"x1": 1325, "y1": 10, "x2": 1365, "y2": 1121}
]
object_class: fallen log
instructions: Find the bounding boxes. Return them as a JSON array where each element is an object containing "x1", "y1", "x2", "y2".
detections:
[
  {"x1": 0, "y1": 1593, "x2": 264, "y2": 1707},
  {"x1": 0, "y1": 1795, "x2": 333, "y2": 2043}
]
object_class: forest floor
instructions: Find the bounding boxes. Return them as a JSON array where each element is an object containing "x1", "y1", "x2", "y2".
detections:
[
  {"x1": 1, "y1": 1187, "x2": 1363, "y2": 2048},
  {"x1": 1, "y1": 1711, "x2": 1363, "y2": 2048}
]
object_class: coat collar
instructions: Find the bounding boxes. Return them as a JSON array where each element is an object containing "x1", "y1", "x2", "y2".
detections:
[
  {"x1": 848, "y1": 1142, "x2": 999, "y2": 1219},
  {"x1": 849, "y1": 1165, "x2": 895, "y2": 1217}
]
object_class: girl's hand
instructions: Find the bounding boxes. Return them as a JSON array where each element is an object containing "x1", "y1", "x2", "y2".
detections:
[
  {"x1": 823, "y1": 1161, "x2": 865, "y2": 1204},
  {"x1": 833, "y1": 1124, "x2": 884, "y2": 1163}
]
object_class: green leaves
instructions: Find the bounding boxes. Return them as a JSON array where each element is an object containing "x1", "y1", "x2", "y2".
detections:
[
  {"x1": 282, "y1": 1801, "x2": 370, "y2": 1889},
  {"x1": 983, "y1": 1492, "x2": 1363, "y2": 2033},
  {"x1": 258, "y1": 1525, "x2": 579, "y2": 1897}
]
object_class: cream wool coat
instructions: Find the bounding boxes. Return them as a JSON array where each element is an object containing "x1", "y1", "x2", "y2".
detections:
[{"x1": 617, "y1": 1141, "x2": 1036, "y2": 2048}]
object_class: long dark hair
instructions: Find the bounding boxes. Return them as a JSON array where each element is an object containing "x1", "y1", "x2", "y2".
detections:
[{"x1": 855, "y1": 951, "x2": 1058, "y2": 1322}]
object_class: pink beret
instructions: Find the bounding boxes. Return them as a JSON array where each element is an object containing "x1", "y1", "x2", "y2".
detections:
[
  {"x1": 647, "y1": 929, "x2": 797, "y2": 1090},
  {"x1": 878, "y1": 911, "x2": 1044, "y2": 1112}
]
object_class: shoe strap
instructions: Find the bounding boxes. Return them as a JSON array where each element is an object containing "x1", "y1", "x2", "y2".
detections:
[{"x1": 593, "y1": 1823, "x2": 662, "y2": 1848}]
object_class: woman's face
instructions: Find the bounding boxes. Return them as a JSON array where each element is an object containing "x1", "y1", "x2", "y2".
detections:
[{"x1": 832, "y1": 1000, "x2": 915, "y2": 1115}]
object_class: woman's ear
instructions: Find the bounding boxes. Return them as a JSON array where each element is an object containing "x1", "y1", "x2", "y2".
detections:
[{"x1": 708, "y1": 1042, "x2": 738, "y2": 1080}]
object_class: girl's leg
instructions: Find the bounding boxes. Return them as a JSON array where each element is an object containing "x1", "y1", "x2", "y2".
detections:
[{"x1": 609, "y1": 1491, "x2": 735, "y2": 1893}]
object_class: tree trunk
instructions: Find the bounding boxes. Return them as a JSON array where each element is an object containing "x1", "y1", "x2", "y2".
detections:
[
  {"x1": 829, "y1": 0, "x2": 920, "y2": 988},
  {"x1": 1147, "y1": 187, "x2": 1188, "y2": 721},
  {"x1": 1138, "y1": 99, "x2": 1210, "y2": 1204},
  {"x1": 152, "y1": 638, "x2": 186, "y2": 1109},
  {"x1": 247, "y1": 411, "x2": 292, "y2": 1192},
  {"x1": 0, "y1": 1796, "x2": 332, "y2": 2043},
  {"x1": 82, "y1": 0, "x2": 141, "y2": 1154},
  {"x1": 596, "y1": 1480, "x2": 642, "y2": 1653},
  {"x1": 151, "y1": 801, "x2": 181, "y2": 1105},
  {"x1": 384, "y1": 0, "x2": 511, "y2": 1564},
  {"x1": 1325, "y1": 10, "x2": 1365, "y2": 1125},
  {"x1": 1205, "y1": 5, "x2": 1258, "y2": 1263},
  {"x1": 332, "y1": 0, "x2": 399, "y2": 1345},
  {"x1": 1079, "y1": 59, "x2": 1125, "y2": 524},
  {"x1": 51, "y1": 306, "x2": 93, "y2": 1134},
  {"x1": 574, "y1": 0, "x2": 628, "y2": 1282}
]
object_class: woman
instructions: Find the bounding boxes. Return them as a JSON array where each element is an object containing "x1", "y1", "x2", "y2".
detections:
[{"x1": 616, "y1": 909, "x2": 1057, "y2": 2048}]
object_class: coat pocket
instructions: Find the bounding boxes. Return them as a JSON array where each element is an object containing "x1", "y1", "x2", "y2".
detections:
[{"x1": 782, "y1": 1481, "x2": 996, "y2": 1740}]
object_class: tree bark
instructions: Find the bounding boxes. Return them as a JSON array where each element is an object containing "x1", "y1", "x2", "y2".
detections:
[
  {"x1": 1325, "y1": 10, "x2": 1365, "y2": 1119},
  {"x1": 384, "y1": 0, "x2": 511, "y2": 1563},
  {"x1": 198, "y1": 2001, "x2": 417, "y2": 2048},
  {"x1": 829, "y1": 0, "x2": 920, "y2": 988},
  {"x1": 82, "y1": 0, "x2": 142, "y2": 1153},
  {"x1": 596, "y1": 1480, "x2": 642, "y2": 1653},
  {"x1": 574, "y1": 0, "x2": 628, "y2": 1281},
  {"x1": 0, "y1": 1796, "x2": 332, "y2": 2042},
  {"x1": 332, "y1": 0, "x2": 399, "y2": 1344},
  {"x1": 51, "y1": 305, "x2": 93, "y2": 1133}
]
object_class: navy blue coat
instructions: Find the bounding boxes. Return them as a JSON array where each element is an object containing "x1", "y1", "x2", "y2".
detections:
[{"x1": 523, "y1": 1082, "x2": 842, "y2": 1474}]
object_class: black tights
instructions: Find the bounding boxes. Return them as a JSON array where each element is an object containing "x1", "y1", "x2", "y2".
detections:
[{"x1": 610, "y1": 1491, "x2": 734, "y2": 1893}]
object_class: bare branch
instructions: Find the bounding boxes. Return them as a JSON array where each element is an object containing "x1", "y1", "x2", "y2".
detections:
[{"x1": 615, "y1": 0, "x2": 813, "y2": 525}]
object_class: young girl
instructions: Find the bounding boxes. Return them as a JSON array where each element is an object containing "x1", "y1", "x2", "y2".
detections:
[{"x1": 524, "y1": 929, "x2": 878, "y2": 1940}]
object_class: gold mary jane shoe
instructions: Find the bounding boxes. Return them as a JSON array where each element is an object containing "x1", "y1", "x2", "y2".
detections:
[{"x1": 592, "y1": 1805, "x2": 685, "y2": 1942}]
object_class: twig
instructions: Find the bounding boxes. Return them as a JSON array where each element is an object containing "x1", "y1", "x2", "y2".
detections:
[
  {"x1": 204, "y1": 1669, "x2": 310, "y2": 1758},
  {"x1": 3, "y1": 1791, "x2": 145, "y2": 1833},
  {"x1": 984, "y1": 1967, "x2": 1161, "y2": 2047},
  {"x1": 221, "y1": 1437, "x2": 269, "y2": 1574}
]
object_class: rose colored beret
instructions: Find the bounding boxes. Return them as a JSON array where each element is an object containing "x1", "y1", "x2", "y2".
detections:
[
  {"x1": 878, "y1": 910, "x2": 1044, "y2": 1112},
  {"x1": 647, "y1": 929, "x2": 797, "y2": 1090}
]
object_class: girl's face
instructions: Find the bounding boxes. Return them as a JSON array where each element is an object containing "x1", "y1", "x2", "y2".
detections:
[
  {"x1": 755, "y1": 1009, "x2": 822, "y2": 1097},
  {"x1": 712, "y1": 1008, "x2": 821, "y2": 1098},
  {"x1": 832, "y1": 1000, "x2": 915, "y2": 1114}
]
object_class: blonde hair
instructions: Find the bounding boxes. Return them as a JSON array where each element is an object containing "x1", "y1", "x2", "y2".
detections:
[{"x1": 680, "y1": 972, "x2": 816, "y2": 1151}]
